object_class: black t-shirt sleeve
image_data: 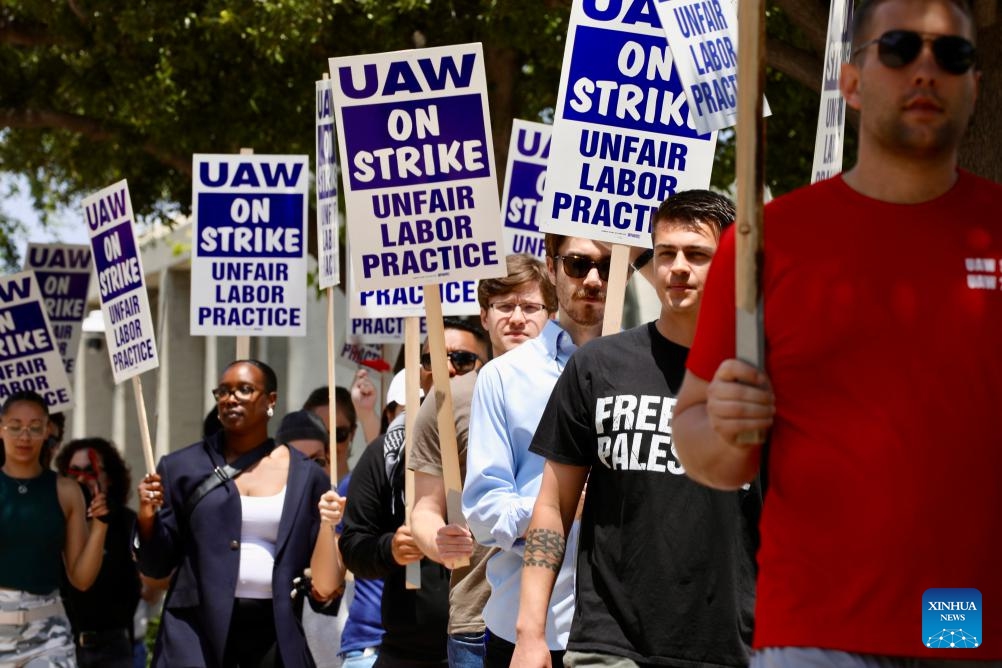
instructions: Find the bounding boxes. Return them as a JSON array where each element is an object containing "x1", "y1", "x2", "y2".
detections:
[{"x1": 530, "y1": 353, "x2": 595, "y2": 467}]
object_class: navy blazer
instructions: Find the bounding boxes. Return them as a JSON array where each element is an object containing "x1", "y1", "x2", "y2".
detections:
[{"x1": 137, "y1": 433, "x2": 330, "y2": 668}]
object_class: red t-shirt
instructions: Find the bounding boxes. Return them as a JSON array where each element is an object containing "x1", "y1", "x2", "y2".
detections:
[{"x1": 688, "y1": 172, "x2": 1002, "y2": 659}]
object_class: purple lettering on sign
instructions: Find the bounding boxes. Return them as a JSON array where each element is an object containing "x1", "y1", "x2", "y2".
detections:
[
  {"x1": 92, "y1": 225, "x2": 143, "y2": 302},
  {"x1": 342, "y1": 94, "x2": 490, "y2": 191},
  {"x1": 197, "y1": 193, "x2": 304, "y2": 259},
  {"x1": 505, "y1": 161, "x2": 546, "y2": 233},
  {"x1": 0, "y1": 303, "x2": 54, "y2": 361}
]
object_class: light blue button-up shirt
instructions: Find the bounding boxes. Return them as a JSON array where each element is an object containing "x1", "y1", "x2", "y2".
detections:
[{"x1": 462, "y1": 319, "x2": 579, "y2": 649}]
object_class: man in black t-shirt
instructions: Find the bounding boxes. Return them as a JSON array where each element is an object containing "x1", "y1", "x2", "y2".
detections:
[{"x1": 512, "y1": 190, "x2": 760, "y2": 667}]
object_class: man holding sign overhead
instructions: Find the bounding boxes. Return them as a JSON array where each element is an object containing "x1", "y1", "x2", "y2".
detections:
[{"x1": 674, "y1": 0, "x2": 1002, "y2": 664}]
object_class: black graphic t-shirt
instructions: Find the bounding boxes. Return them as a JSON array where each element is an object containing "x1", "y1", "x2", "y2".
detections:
[{"x1": 530, "y1": 323, "x2": 759, "y2": 666}]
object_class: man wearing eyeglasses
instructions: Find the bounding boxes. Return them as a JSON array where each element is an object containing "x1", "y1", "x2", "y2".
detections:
[
  {"x1": 340, "y1": 318, "x2": 489, "y2": 667},
  {"x1": 462, "y1": 236, "x2": 611, "y2": 667},
  {"x1": 408, "y1": 254, "x2": 557, "y2": 667},
  {"x1": 672, "y1": 1, "x2": 1002, "y2": 666}
]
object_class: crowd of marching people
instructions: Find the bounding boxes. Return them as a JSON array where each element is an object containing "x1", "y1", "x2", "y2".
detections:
[{"x1": 3, "y1": 0, "x2": 1001, "y2": 666}]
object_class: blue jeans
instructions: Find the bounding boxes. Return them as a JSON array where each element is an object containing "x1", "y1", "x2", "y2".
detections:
[
  {"x1": 341, "y1": 647, "x2": 379, "y2": 668},
  {"x1": 448, "y1": 632, "x2": 486, "y2": 668}
]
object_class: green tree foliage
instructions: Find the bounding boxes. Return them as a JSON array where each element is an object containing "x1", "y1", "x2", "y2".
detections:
[{"x1": 4, "y1": 0, "x2": 995, "y2": 271}]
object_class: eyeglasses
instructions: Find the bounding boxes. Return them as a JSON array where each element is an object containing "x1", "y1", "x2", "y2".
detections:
[
  {"x1": 488, "y1": 301, "x2": 547, "y2": 316},
  {"x1": 3, "y1": 424, "x2": 47, "y2": 439},
  {"x1": 553, "y1": 254, "x2": 612, "y2": 281},
  {"x1": 334, "y1": 426, "x2": 352, "y2": 443},
  {"x1": 211, "y1": 384, "x2": 262, "y2": 401},
  {"x1": 419, "y1": 350, "x2": 483, "y2": 375},
  {"x1": 852, "y1": 30, "x2": 976, "y2": 75}
]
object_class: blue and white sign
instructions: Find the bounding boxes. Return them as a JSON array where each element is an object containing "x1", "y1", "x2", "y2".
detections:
[
  {"x1": 0, "y1": 271, "x2": 73, "y2": 410},
  {"x1": 345, "y1": 251, "x2": 469, "y2": 344},
  {"x1": 655, "y1": 0, "x2": 771, "y2": 135},
  {"x1": 329, "y1": 43, "x2": 506, "y2": 290},
  {"x1": 811, "y1": 0, "x2": 853, "y2": 183},
  {"x1": 316, "y1": 79, "x2": 341, "y2": 288},
  {"x1": 23, "y1": 243, "x2": 92, "y2": 377},
  {"x1": 348, "y1": 315, "x2": 427, "y2": 345},
  {"x1": 191, "y1": 154, "x2": 310, "y2": 337},
  {"x1": 83, "y1": 180, "x2": 159, "y2": 384},
  {"x1": 501, "y1": 120, "x2": 549, "y2": 259},
  {"x1": 541, "y1": 0, "x2": 717, "y2": 246}
]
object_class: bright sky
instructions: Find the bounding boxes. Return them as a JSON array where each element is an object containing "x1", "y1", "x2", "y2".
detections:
[{"x1": 4, "y1": 173, "x2": 90, "y2": 265}]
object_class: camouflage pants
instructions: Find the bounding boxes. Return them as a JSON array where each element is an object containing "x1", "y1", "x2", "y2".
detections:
[{"x1": 0, "y1": 590, "x2": 75, "y2": 668}]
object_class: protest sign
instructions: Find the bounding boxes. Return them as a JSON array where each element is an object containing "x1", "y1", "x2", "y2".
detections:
[
  {"x1": 0, "y1": 271, "x2": 74, "y2": 411},
  {"x1": 655, "y1": 0, "x2": 771, "y2": 135},
  {"x1": 540, "y1": 0, "x2": 717, "y2": 247},
  {"x1": 339, "y1": 340, "x2": 385, "y2": 367},
  {"x1": 190, "y1": 153, "x2": 310, "y2": 337},
  {"x1": 316, "y1": 78, "x2": 341, "y2": 288},
  {"x1": 84, "y1": 180, "x2": 159, "y2": 384},
  {"x1": 346, "y1": 251, "x2": 474, "y2": 343},
  {"x1": 811, "y1": 0, "x2": 853, "y2": 183},
  {"x1": 329, "y1": 43, "x2": 506, "y2": 290},
  {"x1": 500, "y1": 120, "x2": 550, "y2": 259},
  {"x1": 23, "y1": 243, "x2": 92, "y2": 377}
]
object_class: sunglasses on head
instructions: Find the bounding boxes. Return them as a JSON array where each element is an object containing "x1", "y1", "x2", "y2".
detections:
[
  {"x1": 853, "y1": 30, "x2": 976, "y2": 75},
  {"x1": 553, "y1": 254, "x2": 612, "y2": 281},
  {"x1": 419, "y1": 350, "x2": 482, "y2": 375}
]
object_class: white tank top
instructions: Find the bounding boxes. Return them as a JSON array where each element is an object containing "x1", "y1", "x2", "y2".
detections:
[{"x1": 234, "y1": 486, "x2": 286, "y2": 599}]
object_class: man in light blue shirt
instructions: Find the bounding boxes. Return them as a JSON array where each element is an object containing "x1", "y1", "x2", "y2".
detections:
[{"x1": 462, "y1": 234, "x2": 610, "y2": 667}]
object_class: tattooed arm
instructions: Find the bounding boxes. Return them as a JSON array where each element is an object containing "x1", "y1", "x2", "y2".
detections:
[{"x1": 512, "y1": 460, "x2": 588, "y2": 667}]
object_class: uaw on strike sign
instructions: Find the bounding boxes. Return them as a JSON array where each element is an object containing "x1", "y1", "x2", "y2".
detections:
[
  {"x1": 329, "y1": 43, "x2": 505, "y2": 290},
  {"x1": 83, "y1": 180, "x2": 159, "y2": 384},
  {"x1": 541, "y1": 0, "x2": 716, "y2": 246},
  {"x1": 191, "y1": 154, "x2": 310, "y2": 337}
]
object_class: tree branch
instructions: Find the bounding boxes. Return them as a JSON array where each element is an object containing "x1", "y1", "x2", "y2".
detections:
[
  {"x1": 766, "y1": 39, "x2": 823, "y2": 95},
  {"x1": 0, "y1": 22, "x2": 62, "y2": 46},
  {"x1": 0, "y1": 107, "x2": 191, "y2": 176},
  {"x1": 771, "y1": 0, "x2": 829, "y2": 53}
]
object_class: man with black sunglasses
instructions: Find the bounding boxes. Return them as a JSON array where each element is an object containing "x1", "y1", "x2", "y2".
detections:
[
  {"x1": 463, "y1": 236, "x2": 610, "y2": 666},
  {"x1": 673, "y1": 1, "x2": 1002, "y2": 666}
]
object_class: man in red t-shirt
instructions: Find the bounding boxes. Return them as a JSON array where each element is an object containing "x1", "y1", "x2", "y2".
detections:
[{"x1": 674, "y1": 0, "x2": 1002, "y2": 665}]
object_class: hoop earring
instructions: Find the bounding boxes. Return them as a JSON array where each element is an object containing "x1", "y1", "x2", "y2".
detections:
[{"x1": 267, "y1": 406, "x2": 274, "y2": 417}]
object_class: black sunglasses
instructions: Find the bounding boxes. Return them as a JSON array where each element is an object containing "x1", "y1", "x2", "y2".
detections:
[
  {"x1": 853, "y1": 30, "x2": 976, "y2": 75},
  {"x1": 419, "y1": 350, "x2": 482, "y2": 374},
  {"x1": 553, "y1": 254, "x2": 612, "y2": 282},
  {"x1": 334, "y1": 426, "x2": 352, "y2": 443}
]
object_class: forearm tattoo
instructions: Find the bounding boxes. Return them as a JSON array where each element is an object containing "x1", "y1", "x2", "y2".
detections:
[{"x1": 523, "y1": 528, "x2": 566, "y2": 573}]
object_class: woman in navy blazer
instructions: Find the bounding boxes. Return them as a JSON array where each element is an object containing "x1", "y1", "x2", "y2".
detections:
[{"x1": 136, "y1": 360, "x2": 340, "y2": 667}]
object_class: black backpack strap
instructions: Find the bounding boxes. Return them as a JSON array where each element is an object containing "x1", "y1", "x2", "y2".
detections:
[{"x1": 183, "y1": 440, "x2": 275, "y2": 518}]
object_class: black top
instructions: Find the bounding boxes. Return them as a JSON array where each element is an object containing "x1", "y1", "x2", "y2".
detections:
[
  {"x1": 61, "y1": 503, "x2": 142, "y2": 633},
  {"x1": 340, "y1": 427, "x2": 449, "y2": 662},
  {"x1": 530, "y1": 323, "x2": 760, "y2": 666}
]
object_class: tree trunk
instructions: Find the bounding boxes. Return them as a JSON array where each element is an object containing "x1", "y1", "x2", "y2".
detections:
[
  {"x1": 959, "y1": 11, "x2": 1001, "y2": 183},
  {"x1": 484, "y1": 45, "x2": 518, "y2": 196}
]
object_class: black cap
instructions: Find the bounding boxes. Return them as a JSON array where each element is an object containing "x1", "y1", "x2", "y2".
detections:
[{"x1": 275, "y1": 410, "x2": 329, "y2": 446}]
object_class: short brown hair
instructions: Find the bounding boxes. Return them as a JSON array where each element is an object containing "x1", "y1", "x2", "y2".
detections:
[
  {"x1": 478, "y1": 253, "x2": 557, "y2": 313},
  {"x1": 650, "y1": 189, "x2": 735, "y2": 242},
  {"x1": 543, "y1": 233, "x2": 567, "y2": 259}
]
